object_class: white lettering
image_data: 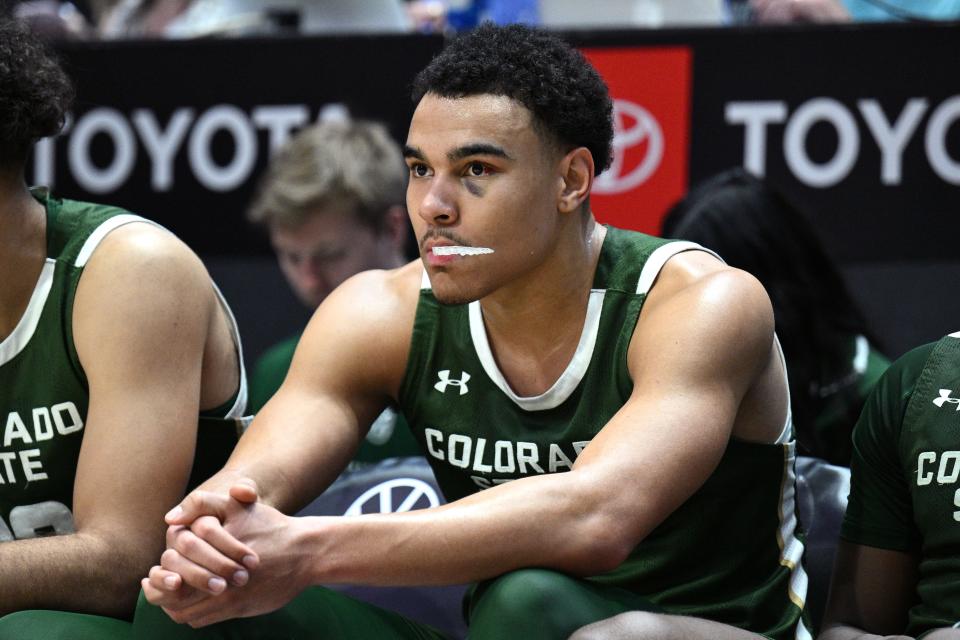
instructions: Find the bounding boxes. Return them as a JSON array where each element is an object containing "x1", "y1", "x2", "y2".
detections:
[
  {"x1": 31, "y1": 408, "x2": 54, "y2": 442},
  {"x1": 188, "y1": 105, "x2": 257, "y2": 192},
  {"x1": 954, "y1": 488, "x2": 960, "y2": 522},
  {"x1": 784, "y1": 98, "x2": 860, "y2": 188},
  {"x1": 938, "y1": 451, "x2": 960, "y2": 484},
  {"x1": 4, "y1": 412, "x2": 32, "y2": 446},
  {"x1": 494, "y1": 440, "x2": 515, "y2": 473},
  {"x1": 0, "y1": 452, "x2": 17, "y2": 483},
  {"x1": 448, "y1": 434, "x2": 471, "y2": 469},
  {"x1": 724, "y1": 101, "x2": 788, "y2": 177},
  {"x1": 548, "y1": 443, "x2": 574, "y2": 472},
  {"x1": 517, "y1": 442, "x2": 543, "y2": 474},
  {"x1": 424, "y1": 427, "x2": 444, "y2": 460},
  {"x1": 19, "y1": 449, "x2": 47, "y2": 482},
  {"x1": 52, "y1": 402, "x2": 84, "y2": 436},
  {"x1": 472, "y1": 438, "x2": 493, "y2": 473},
  {"x1": 68, "y1": 108, "x2": 136, "y2": 194},
  {"x1": 918, "y1": 451, "x2": 936, "y2": 485},
  {"x1": 858, "y1": 98, "x2": 928, "y2": 185},
  {"x1": 572, "y1": 441, "x2": 591, "y2": 457},
  {"x1": 925, "y1": 96, "x2": 960, "y2": 185},
  {"x1": 252, "y1": 105, "x2": 309, "y2": 154},
  {"x1": 132, "y1": 108, "x2": 194, "y2": 191}
]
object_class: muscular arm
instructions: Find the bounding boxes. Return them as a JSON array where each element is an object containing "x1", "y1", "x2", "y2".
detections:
[
  {"x1": 818, "y1": 541, "x2": 919, "y2": 640},
  {"x1": 150, "y1": 255, "x2": 782, "y2": 624},
  {"x1": 0, "y1": 224, "x2": 222, "y2": 617}
]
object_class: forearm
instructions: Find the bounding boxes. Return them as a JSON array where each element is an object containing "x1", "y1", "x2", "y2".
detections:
[
  {"x1": 0, "y1": 530, "x2": 159, "y2": 617},
  {"x1": 208, "y1": 400, "x2": 359, "y2": 513},
  {"x1": 298, "y1": 469, "x2": 629, "y2": 587}
]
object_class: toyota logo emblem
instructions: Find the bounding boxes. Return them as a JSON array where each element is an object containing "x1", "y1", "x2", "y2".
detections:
[
  {"x1": 345, "y1": 478, "x2": 441, "y2": 515},
  {"x1": 593, "y1": 99, "x2": 664, "y2": 195}
]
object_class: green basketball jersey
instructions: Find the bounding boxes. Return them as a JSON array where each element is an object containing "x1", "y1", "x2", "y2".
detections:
[
  {"x1": 399, "y1": 226, "x2": 809, "y2": 640},
  {"x1": 0, "y1": 190, "x2": 247, "y2": 542},
  {"x1": 842, "y1": 332, "x2": 960, "y2": 636}
]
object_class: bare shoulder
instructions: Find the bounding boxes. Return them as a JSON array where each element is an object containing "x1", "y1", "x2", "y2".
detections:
[
  {"x1": 643, "y1": 250, "x2": 772, "y2": 330},
  {"x1": 632, "y1": 249, "x2": 774, "y2": 377},
  {"x1": 293, "y1": 259, "x2": 424, "y2": 396},
  {"x1": 77, "y1": 221, "x2": 211, "y2": 301},
  {"x1": 73, "y1": 222, "x2": 216, "y2": 363}
]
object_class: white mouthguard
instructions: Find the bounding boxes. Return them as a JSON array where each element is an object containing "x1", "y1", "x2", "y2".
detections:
[{"x1": 432, "y1": 246, "x2": 494, "y2": 256}]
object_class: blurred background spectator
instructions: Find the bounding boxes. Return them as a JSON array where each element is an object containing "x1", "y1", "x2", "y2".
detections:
[
  {"x1": 245, "y1": 115, "x2": 421, "y2": 467},
  {"x1": 662, "y1": 169, "x2": 890, "y2": 465}
]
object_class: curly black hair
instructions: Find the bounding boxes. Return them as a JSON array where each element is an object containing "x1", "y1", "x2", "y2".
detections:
[
  {"x1": 412, "y1": 23, "x2": 613, "y2": 174},
  {"x1": 0, "y1": 18, "x2": 73, "y2": 168}
]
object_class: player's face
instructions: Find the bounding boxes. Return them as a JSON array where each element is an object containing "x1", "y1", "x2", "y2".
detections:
[
  {"x1": 271, "y1": 206, "x2": 389, "y2": 309},
  {"x1": 404, "y1": 93, "x2": 565, "y2": 305}
]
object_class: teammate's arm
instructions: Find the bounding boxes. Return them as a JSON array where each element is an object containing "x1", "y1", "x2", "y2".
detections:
[
  {"x1": 0, "y1": 224, "x2": 226, "y2": 617},
  {"x1": 146, "y1": 255, "x2": 781, "y2": 626},
  {"x1": 818, "y1": 541, "x2": 918, "y2": 640}
]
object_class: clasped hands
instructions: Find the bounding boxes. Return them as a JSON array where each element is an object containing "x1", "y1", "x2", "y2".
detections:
[{"x1": 142, "y1": 479, "x2": 304, "y2": 628}]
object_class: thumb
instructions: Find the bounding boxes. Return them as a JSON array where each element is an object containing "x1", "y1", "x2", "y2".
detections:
[
  {"x1": 229, "y1": 478, "x2": 259, "y2": 504},
  {"x1": 165, "y1": 490, "x2": 228, "y2": 525}
]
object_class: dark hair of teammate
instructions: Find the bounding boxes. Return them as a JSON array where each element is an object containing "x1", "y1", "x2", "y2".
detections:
[
  {"x1": 411, "y1": 22, "x2": 614, "y2": 177},
  {"x1": 0, "y1": 17, "x2": 73, "y2": 170},
  {"x1": 662, "y1": 168, "x2": 885, "y2": 457}
]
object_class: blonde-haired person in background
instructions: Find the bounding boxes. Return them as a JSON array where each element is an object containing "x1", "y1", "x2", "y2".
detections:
[{"x1": 247, "y1": 117, "x2": 420, "y2": 465}]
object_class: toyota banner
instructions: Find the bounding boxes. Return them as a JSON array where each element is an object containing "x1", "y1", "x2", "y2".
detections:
[{"x1": 37, "y1": 23, "x2": 960, "y2": 359}]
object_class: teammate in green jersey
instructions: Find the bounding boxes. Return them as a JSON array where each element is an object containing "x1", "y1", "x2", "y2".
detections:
[
  {"x1": 246, "y1": 118, "x2": 420, "y2": 463},
  {"x1": 0, "y1": 18, "x2": 245, "y2": 636},
  {"x1": 139, "y1": 24, "x2": 807, "y2": 639},
  {"x1": 819, "y1": 332, "x2": 960, "y2": 640}
]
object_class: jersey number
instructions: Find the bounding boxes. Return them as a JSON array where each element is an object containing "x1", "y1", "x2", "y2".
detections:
[{"x1": 0, "y1": 501, "x2": 75, "y2": 541}]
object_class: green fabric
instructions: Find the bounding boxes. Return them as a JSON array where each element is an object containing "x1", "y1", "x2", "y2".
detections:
[
  {"x1": 249, "y1": 334, "x2": 421, "y2": 464},
  {"x1": 841, "y1": 334, "x2": 960, "y2": 637},
  {"x1": 130, "y1": 570, "x2": 661, "y2": 640},
  {"x1": 0, "y1": 609, "x2": 131, "y2": 640},
  {"x1": 810, "y1": 337, "x2": 890, "y2": 465},
  {"x1": 398, "y1": 227, "x2": 806, "y2": 639},
  {"x1": 131, "y1": 588, "x2": 448, "y2": 640}
]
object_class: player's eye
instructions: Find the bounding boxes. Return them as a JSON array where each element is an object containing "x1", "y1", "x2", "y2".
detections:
[
  {"x1": 467, "y1": 162, "x2": 488, "y2": 177},
  {"x1": 409, "y1": 163, "x2": 431, "y2": 178}
]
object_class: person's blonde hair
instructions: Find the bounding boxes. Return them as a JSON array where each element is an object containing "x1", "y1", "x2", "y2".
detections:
[{"x1": 248, "y1": 119, "x2": 406, "y2": 231}]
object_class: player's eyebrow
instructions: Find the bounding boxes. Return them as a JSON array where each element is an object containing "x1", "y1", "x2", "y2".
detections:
[
  {"x1": 448, "y1": 143, "x2": 512, "y2": 162},
  {"x1": 402, "y1": 145, "x2": 425, "y2": 160}
]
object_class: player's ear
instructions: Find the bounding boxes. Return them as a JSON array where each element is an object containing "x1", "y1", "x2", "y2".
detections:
[{"x1": 557, "y1": 147, "x2": 593, "y2": 214}]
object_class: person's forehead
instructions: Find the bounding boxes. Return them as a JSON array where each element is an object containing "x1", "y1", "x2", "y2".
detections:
[{"x1": 407, "y1": 93, "x2": 537, "y2": 148}]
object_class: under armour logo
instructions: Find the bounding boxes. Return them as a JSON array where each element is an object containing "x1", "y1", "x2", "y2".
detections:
[
  {"x1": 933, "y1": 389, "x2": 960, "y2": 410},
  {"x1": 435, "y1": 370, "x2": 470, "y2": 395}
]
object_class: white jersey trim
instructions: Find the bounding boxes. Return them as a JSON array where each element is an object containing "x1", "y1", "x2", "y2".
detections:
[
  {"x1": 469, "y1": 289, "x2": 606, "y2": 412},
  {"x1": 0, "y1": 259, "x2": 56, "y2": 367},
  {"x1": 75, "y1": 213, "x2": 160, "y2": 267},
  {"x1": 948, "y1": 331, "x2": 960, "y2": 339},
  {"x1": 635, "y1": 241, "x2": 721, "y2": 295},
  {"x1": 777, "y1": 442, "x2": 810, "y2": 638},
  {"x1": 211, "y1": 283, "x2": 249, "y2": 422}
]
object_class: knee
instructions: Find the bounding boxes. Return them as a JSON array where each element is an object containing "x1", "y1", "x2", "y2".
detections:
[
  {"x1": 479, "y1": 569, "x2": 574, "y2": 622},
  {"x1": 569, "y1": 611, "x2": 667, "y2": 640},
  {"x1": 469, "y1": 567, "x2": 591, "y2": 638}
]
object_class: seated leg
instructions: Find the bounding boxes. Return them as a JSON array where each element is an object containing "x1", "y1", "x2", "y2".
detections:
[{"x1": 467, "y1": 568, "x2": 660, "y2": 640}]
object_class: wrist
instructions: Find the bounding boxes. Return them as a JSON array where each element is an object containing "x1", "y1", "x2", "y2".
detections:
[{"x1": 290, "y1": 515, "x2": 338, "y2": 587}]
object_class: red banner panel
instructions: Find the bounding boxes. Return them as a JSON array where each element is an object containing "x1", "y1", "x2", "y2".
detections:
[{"x1": 581, "y1": 46, "x2": 692, "y2": 234}]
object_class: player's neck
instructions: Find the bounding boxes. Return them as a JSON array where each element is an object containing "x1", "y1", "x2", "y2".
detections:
[
  {"x1": 0, "y1": 175, "x2": 48, "y2": 342},
  {"x1": 478, "y1": 218, "x2": 605, "y2": 396}
]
